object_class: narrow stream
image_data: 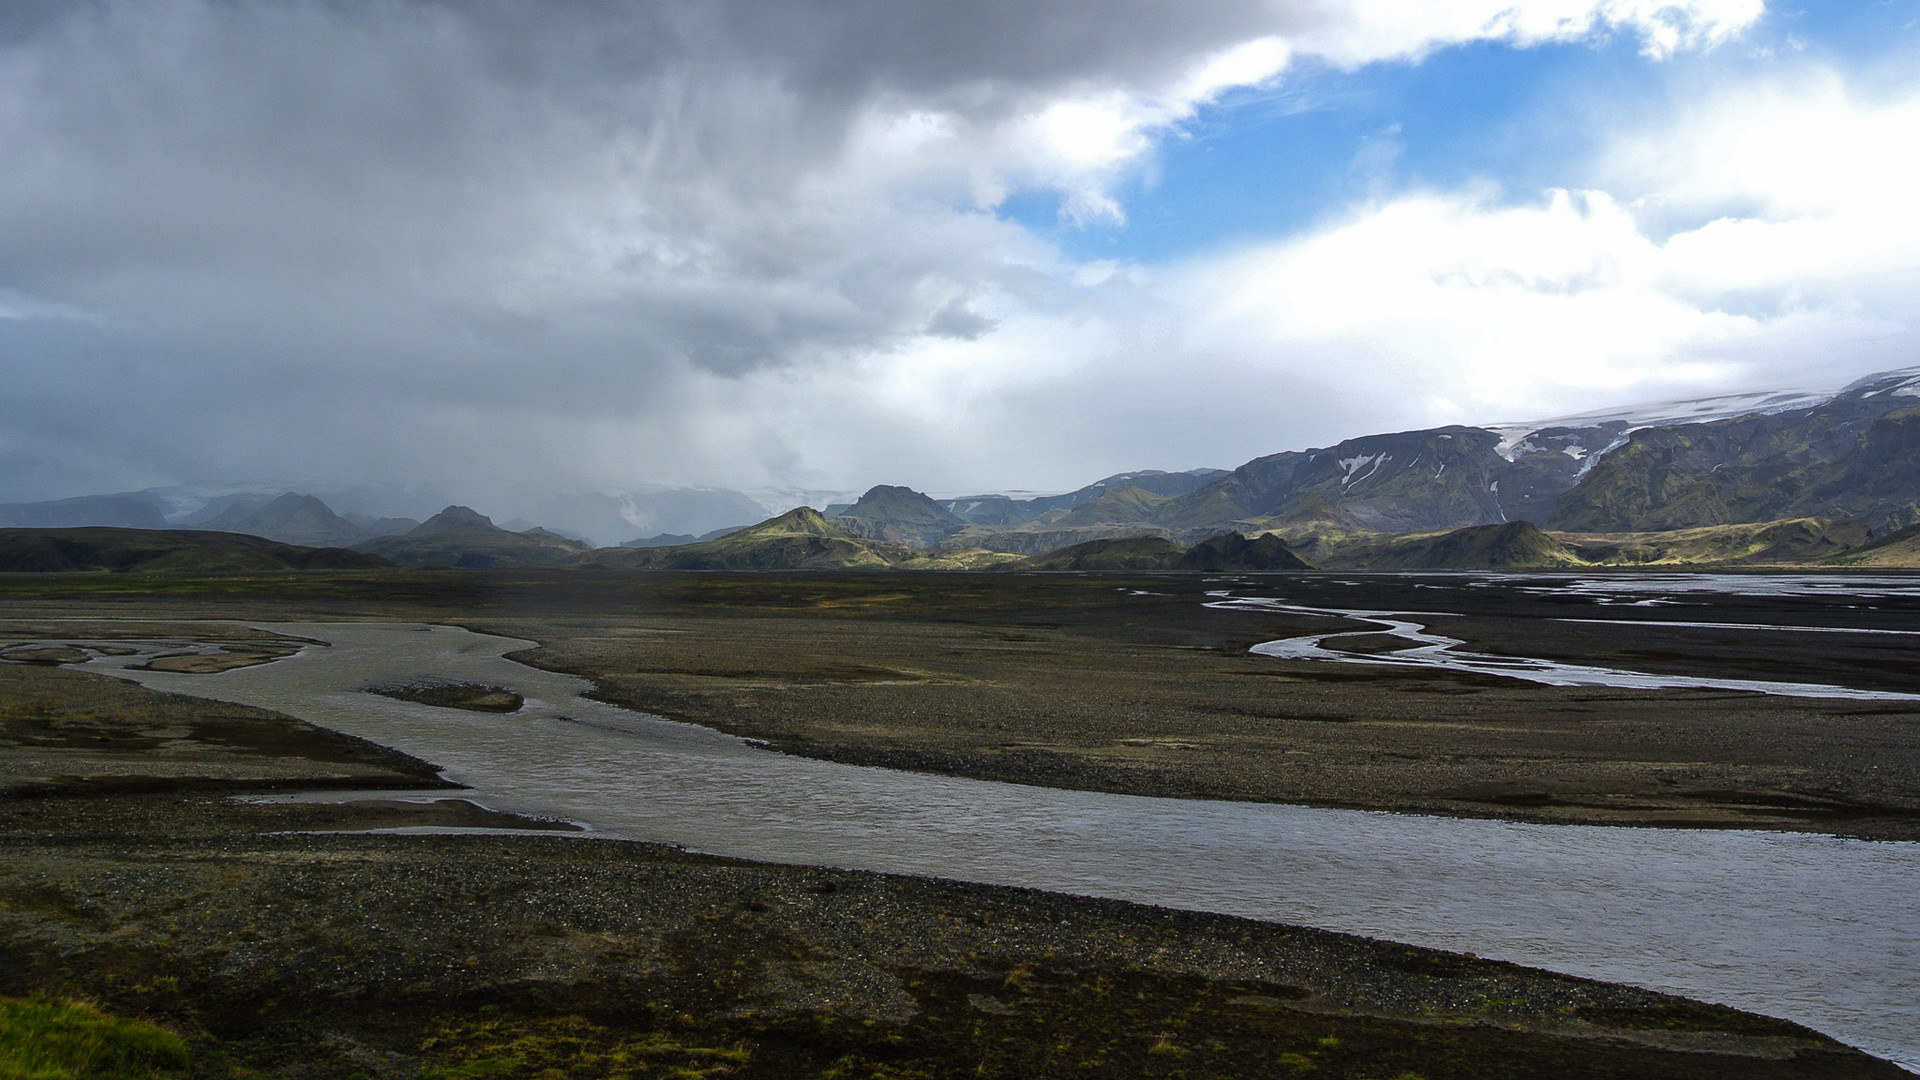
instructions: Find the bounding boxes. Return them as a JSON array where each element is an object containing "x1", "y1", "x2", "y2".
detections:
[
  {"x1": 42, "y1": 620, "x2": 1920, "y2": 1070},
  {"x1": 1212, "y1": 591, "x2": 1920, "y2": 700}
]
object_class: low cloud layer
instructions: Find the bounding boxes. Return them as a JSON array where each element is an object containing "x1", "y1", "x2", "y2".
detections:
[{"x1": 8, "y1": 0, "x2": 1910, "y2": 518}]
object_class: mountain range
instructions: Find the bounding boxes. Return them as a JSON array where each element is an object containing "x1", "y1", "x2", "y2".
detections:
[
  {"x1": 890, "y1": 366, "x2": 1920, "y2": 557},
  {"x1": 193, "y1": 493, "x2": 419, "y2": 548},
  {"x1": 0, "y1": 493, "x2": 171, "y2": 531},
  {"x1": 7, "y1": 366, "x2": 1920, "y2": 571},
  {"x1": 803, "y1": 365, "x2": 1920, "y2": 567}
]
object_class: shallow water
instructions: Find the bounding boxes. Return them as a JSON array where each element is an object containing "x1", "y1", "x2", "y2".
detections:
[
  {"x1": 1214, "y1": 592, "x2": 1920, "y2": 700},
  {"x1": 1513, "y1": 572, "x2": 1920, "y2": 602},
  {"x1": 52, "y1": 621, "x2": 1920, "y2": 1070}
]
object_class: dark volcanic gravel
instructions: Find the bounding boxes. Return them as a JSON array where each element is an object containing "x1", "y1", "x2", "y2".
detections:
[{"x1": 2, "y1": 792, "x2": 1899, "y2": 1079}]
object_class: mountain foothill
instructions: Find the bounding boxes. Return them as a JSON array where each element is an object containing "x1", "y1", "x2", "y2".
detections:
[{"x1": 8, "y1": 366, "x2": 1920, "y2": 573}]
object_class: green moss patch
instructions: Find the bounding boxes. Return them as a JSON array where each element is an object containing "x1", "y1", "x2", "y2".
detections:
[
  {"x1": 421, "y1": 1016, "x2": 750, "y2": 1079},
  {"x1": 0, "y1": 997, "x2": 188, "y2": 1080}
]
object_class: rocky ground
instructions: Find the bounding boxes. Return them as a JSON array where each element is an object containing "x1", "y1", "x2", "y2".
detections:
[{"x1": 0, "y1": 659, "x2": 1903, "y2": 1078}]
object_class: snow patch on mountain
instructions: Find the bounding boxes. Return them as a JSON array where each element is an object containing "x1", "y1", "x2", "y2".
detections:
[
  {"x1": 1482, "y1": 376, "x2": 1880, "y2": 465},
  {"x1": 1338, "y1": 454, "x2": 1387, "y2": 485},
  {"x1": 1841, "y1": 366, "x2": 1920, "y2": 400}
]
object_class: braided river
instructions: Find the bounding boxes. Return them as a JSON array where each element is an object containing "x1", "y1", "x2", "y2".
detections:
[{"x1": 42, "y1": 577, "x2": 1920, "y2": 1069}]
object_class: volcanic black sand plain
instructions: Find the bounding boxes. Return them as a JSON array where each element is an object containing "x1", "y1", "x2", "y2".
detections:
[{"x1": 2, "y1": 568, "x2": 1916, "y2": 1077}]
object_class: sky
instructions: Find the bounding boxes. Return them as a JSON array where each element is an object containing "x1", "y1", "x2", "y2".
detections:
[{"x1": 3, "y1": 0, "x2": 1920, "y2": 521}]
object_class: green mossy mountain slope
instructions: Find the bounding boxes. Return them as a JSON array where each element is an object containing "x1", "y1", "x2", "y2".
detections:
[
  {"x1": 1053, "y1": 486, "x2": 1175, "y2": 527},
  {"x1": 1013, "y1": 535, "x2": 1187, "y2": 571},
  {"x1": 1826, "y1": 521, "x2": 1920, "y2": 566},
  {"x1": 583, "y1": 508, "x2": 1017, "y2": 570},
  {"x1": 1311, "y1": 521, "x2": 1584, "y2": 570},
  {"x1": 591, "y1": 507, "x2": 906, "y2": 570},
  {"x1": 1549, "y1": 385, "x2": 1920, "y2": 533}
]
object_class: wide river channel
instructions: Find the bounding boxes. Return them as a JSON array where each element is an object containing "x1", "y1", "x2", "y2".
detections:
[{"x1": 58, "y1": 587, "x2": 1920, "y2": 1071}]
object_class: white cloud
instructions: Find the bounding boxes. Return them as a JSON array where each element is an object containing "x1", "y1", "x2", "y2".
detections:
[
  {"x1": 1611, "y1": 73, "x2": 1920, "y2": 216},
  {"x1": 1179, "y1": 189, "x2": 1769, "y2": 417},
  {"x1": 792, "y1": 0, "x2": 1765, "y2": 240},
  {"x1": 1607, "y1": 74, "x2": 1920, "y2": 311},
  {"x1": 1288, "y1": 0, "x2": 1763, "y2": 65},
  {"x1": 891, "y1": 0, "x2": 1762, "y2": 225},
  {"x1": 0, "y1": 288, "x2": 97, "y2": 322},
  {"x1": 779, "y1": 189, "x2": 1766, "y2": 485},
  {"x1": 777, "y1": 64, "x2": 1920, "y2": 488}
]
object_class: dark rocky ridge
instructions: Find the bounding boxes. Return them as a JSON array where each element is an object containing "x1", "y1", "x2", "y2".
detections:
[
  {"x1": 0, "y1": 493, "x2": 170, "y2": 530},
  {"x1": 354, "y1": 505, "x2": 593, "y2": 568},
  {"x1": 940, "y1": 468, "x2": 1230, "y2": 528},
  {"x1": 831, "y1": 485, "x2": 968, "y2": 547},
  {"x1": 1019, "y1": 531, "x2": 1315, "y2": 571},
  {"x1": 194, "y1": 491, "x2": 368, "y2": 548},
  {"x1": 0, "y1": 527, "x2": 391, "y2": 573}
]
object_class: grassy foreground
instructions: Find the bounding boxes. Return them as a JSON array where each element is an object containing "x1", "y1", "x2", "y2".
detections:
[{"x1": 0, "y1": 997, "x2": 189, "y2": 1080}]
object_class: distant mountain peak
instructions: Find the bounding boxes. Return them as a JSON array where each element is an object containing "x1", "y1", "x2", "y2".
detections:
[
  {"x1": 262, "y1": 491, "x2": 326, "y2": 509},
  {"x1": 358, "y1": 505, "x2": 591, "y2": 567},
  {"x1": 839, "y1": 485, "x2": 958, "y2": 518},
  {"x1": 186, "y1": 490, "x2": 365, "y2": 548},
  {"x1": 518, "y1": 526, "x2": 589, "y2": 546},
  {"x1": 585, "y1": 504, "x2": 959, "y2": 570},
  {"x1": 412, "y1": 505, "x2": 497, "y2": 535},
  {"x1": 1177, "y1": 531, "x2": 1314, "y2": 571},
  {"x1": 741, "y1": 506, "x2": 848, "y2": 539},
  {"x1": 832, "y1": 486, "x2": 964, "y2": 548}
]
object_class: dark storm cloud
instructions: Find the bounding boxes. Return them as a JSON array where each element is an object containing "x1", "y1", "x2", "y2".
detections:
[
  {"x1": 1, "y1": 0, "x2": 1804, "y2": 512},
  {"x1": 0, "y1": 0, "x2": 1308, "y2": 505},
  {"x1": 0, "y1": 0, "x2": 1286, "y2": 304}
]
